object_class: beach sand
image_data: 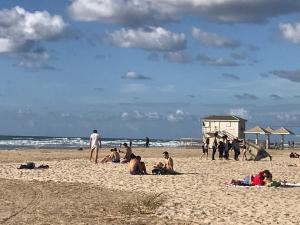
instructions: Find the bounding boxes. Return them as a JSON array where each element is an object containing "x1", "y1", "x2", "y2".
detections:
[{"x1": 1, "y1": 148, "x2": 300, "y2": 224}]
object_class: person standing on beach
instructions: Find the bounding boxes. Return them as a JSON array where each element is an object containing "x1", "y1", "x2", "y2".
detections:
[
  {"x1": 89, "y1": 129, "x2": 101, "y2": 163},
  {"x1": 212, "y1": 132, "x2": 218, "y2": 160},
  {"x1": 232, "y1": 137, "x2": 241, "y2": 160},
  {"x1": 223, "y1": 135, "x2": 229, "y2": 160},
  {"x1": 201, "y1": 138, "x2": 209, "y2": 159}
]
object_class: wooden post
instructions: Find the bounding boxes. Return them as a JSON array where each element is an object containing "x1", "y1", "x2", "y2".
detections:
[
  {"x1": 281, "y1": 134, "x2": 284, "y2": 150},
  {"x1": 255, "y1": 133, "x2": 258, "y2": 145}
]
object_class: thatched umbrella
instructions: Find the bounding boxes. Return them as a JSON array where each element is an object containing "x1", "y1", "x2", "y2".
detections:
[
  {"x1": 272, "y1": 127, "x2": 295, "y2": 150},
  {"x1": 264, "y1": 127, "x2": 274, "y2": 149},
  {"x1": 244, "y1": 126, "x2": 270, "y2": 145}
]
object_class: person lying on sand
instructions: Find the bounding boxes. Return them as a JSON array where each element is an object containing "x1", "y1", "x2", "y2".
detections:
[
  {"x1": 101, "y1": 148, "x2": 120, "y2": 163},
  {"x1": 128, "y1": 155, "x2": 146, "y2": 175},
  {"x1": 152, "y1": 152, "x2": 174, "y2": 175},
  {"x1": 230, "y1": 170, "x2": 272, "y2": 186}
]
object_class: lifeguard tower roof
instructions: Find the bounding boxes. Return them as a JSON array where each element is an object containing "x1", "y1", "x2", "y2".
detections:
[{"x1": 202, "y1": 115, "x2": 247, "y2": 121}]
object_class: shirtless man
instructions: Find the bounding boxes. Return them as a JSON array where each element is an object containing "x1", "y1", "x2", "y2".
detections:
[
  {"x1": 152, "y1": 151, "x2": 174, "y2": 174},
  {"x1": 128, "y1": 155, "x2": 142, "y2": 175},
  {"x1": 121, "y1": 143, "x2": 134, "y2": 163},
  {"x1": 89, "y1": 129, "x2": 101, "y2": 163},
  {"x1": 163, "y1": 151, "x2": 174, "y2": 173}
]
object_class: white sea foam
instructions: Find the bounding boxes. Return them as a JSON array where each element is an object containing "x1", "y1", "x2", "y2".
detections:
[{"x1": 0, "y1": 136, "x2": 181, "y2": 149}]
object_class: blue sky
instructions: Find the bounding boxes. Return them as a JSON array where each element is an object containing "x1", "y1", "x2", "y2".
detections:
[{"x1": 1, "y1": 0, "x2": 300, "y2": 139}]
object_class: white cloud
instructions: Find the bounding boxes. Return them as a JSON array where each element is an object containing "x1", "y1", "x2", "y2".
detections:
[
  {"x1": 122, "y1": 71, "x2": 151, "y2": 80},
  {"x1": 121, "y1": 112, "x2": 129, "y2": 120},
  {"x1": 229, "y1": 108, "x2": 251, "y2": 119},
  {"x1": 121, "y1": 110, "x2": 160, "y2": 120},
  {"x1": 276, "y1": 113, "x2": 298, "y2": 122},
  {"x1": 164, "y1": 51, "x2": 193, "y2": 63},
  {"x1": 68, "y1": 0, "x2": 175, "y2": 26},
  {"x1": 69, "y1": 0, "x2": 300, "y2": 25},
  {"x1": 167, "y1": 109, "x2": 192, "y2": 122},
  {"x1": 279, "y1": 22, "x2": 300, "y2": 44},
  {"x1": 197, "y1": 54, "x2": 239, "y2": 67},
  {"x1": 0, "y1": 6, "x2": 66, "y2": 54},
  {"x1": 107, "y1": 26, "x2": 186, "y2": 51},
  {"x1": 191, "y1": 27, "x2": 240, "y2": 48}
]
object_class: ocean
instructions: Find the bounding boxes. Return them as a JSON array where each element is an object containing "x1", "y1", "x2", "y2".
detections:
[{"x1": 0, "y1": 135, "x2": 182, "y2": 150}]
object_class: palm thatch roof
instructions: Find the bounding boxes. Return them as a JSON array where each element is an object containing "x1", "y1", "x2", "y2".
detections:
[
  {"x1": 272, "y1": 127, "x2": 295, "y2": 135},
  {"x1": 244, "y1": 126, "x2": 270, "y2": 134},
  {"x1": 265, "y1": 127, "x2": 274, "y2": 134}
]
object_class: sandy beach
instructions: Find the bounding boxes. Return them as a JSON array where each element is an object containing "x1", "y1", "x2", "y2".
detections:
[{"x1": 1, "y1": 148, "x2": 300, "y2": 225}]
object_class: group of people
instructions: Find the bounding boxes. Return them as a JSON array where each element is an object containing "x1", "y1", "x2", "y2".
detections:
[
  {"x1": 201, "y1": 134, "x2": 273, "y2": 162},
  {"x1": 201, "y1": 135, "x2": 247, "y2": 161},
  {"x1": 89, "y1": 129, "x2": 174, "y2": 175}
]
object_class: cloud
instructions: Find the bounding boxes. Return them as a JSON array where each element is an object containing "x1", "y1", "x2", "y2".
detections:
[
  {"x1": 68, "y1": 0, "x2": 176, "y2": 26},
  {"x1": 197, "y1": 54, "x2": 240, "y2": 67},
  {"x1": 270, "y1": 94, "x2": 282, "y2": 100},
  {"x1": 106, "y1": 26, "x2": 186, "y2": 51},
  {"x1": 0, "y1": 6, "x2": 66, "y2": 54},
  {"x1": 122, "y1": 71, "x2": 151, "y2": 80},
  {"x1": 276, "y1": 113, "x2": 298, "y2": 122},
  {"x1": 167, "y1": 109, "x2": 193, "y2": 122},
  {"x1": 271, "y1": 70, "x2": 300, "y2": 83},
  {"x1": 0, "y1": 6, "x2": 66, "y2": 71},
  {"x1": 279, "y1": 22, "x2": 300, "y2": 44},
  {"x1": 234, "y1": 93, "x2": 258, "y2": 100},
  {"x1": 191, "y1": 27, "x2": 240, "y2": 48},
  {"x1": 164, "y1": 51, "x2": 193, "y2": 63},
  {"x1": 121, "y1": 110, "x2": 160, "y2": 120},
  {"x1": 222, "y1": 73, "x2": 240, "y2": 80},
  {"x1": 229, "y1": 108, "x2": 251, "y2": 119},
  {"x1": 294, "y1": 95, "x2": 300, "y2": 98},
  {"x1": 68, "y1": 0, "x2": 300, "y2": 25},
  {"x1": 230, "y1": 52, "x2": 258, "y2": 65}
]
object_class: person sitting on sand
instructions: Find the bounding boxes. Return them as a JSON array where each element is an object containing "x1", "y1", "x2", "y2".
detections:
[
  {"x1": 230, "y1": 170, "x2": 272, "y2": 186},
  {"x1": 152, "y1": 152, "x2": 174, "y2": 175},
  {"x1": 120, "y1": 143, "x2": 134, "y2": 163},
  {"x1": 290, "y1": 152, "x2": 300, "y2": 158},
  {"x1": 136, "y1": 156, "x2": 147, "y2": 174},
  {"x1": 100, "y1": 148, "x2": 120, "y2": 163},
  {"x1": 128, "y1": 155, "x2": 146, "y2": 175}
]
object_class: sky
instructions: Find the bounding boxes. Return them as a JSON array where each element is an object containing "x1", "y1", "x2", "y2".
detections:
[{"x1": 0, "y1": 0, "x2": 300, "y2": 139}]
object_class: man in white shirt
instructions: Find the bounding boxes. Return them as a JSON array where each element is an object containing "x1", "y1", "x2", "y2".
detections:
[{"x1": 89, "y1": 129, "x2": 101, "y2": 163}]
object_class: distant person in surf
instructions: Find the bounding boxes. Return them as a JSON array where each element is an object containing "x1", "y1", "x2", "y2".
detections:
[
  {"x1": 89, "y1": 129, "x2": 101, "y2": 164},
  {"x1": 145, "y1": 137, "x2": 150, "y2": 148}
]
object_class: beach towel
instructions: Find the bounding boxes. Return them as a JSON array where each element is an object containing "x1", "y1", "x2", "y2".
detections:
[{"x1": 230, "y1": 182, "x2": 300, "y2": 188}]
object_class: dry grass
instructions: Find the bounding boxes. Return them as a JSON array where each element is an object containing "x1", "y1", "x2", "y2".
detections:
[{"x1": 121, "y1": 193, "x2": 164, "y2": 215}]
